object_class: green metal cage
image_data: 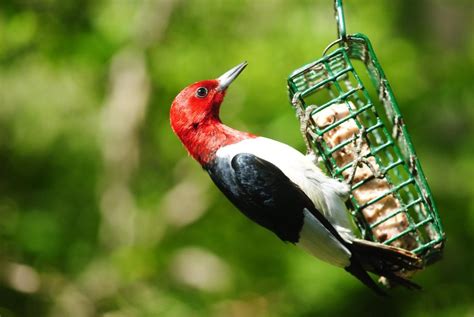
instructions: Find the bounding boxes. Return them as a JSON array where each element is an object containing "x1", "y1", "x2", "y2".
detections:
[{"x1": 287, "y1": 0, "x2": 445, "y2": 266}]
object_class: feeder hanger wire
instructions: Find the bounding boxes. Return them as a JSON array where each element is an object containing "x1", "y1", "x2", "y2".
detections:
[
  {"x1": 335, "y1": 0, "x2": 347, "y2": 41},
  {"x1": 323, "y1": 0, "x2": 350, "y2": 55}
]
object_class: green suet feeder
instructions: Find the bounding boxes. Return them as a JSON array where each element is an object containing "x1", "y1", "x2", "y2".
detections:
[{"x1": 287, "y1": 0, "x2": 445, "y2": 268}]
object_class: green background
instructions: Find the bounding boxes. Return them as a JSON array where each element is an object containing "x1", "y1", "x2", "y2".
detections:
[{"x1": 1, "y1": 0, "x2": 473, "y2": 316}]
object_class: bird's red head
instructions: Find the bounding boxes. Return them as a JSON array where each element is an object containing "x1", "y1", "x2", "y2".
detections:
[
  {"x1": 170, "y1": 62, "x2": 255, "y2": 166},
  {"x1": 170, "y1": 79, "x2": 224, "y2": 135}
]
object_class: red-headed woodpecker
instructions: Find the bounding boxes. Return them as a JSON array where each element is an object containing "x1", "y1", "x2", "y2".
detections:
[{"x1": 170, "y1": 62, "x2": 422, "y2": 295}]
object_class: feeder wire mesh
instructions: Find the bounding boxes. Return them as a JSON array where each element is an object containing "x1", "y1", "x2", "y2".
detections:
[{"x1": 287, "y1": 0, "x2": 445, "y2": 269}]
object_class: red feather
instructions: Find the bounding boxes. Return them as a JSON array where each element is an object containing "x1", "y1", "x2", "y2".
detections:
[{"x1": 170, "y1": 79, "x2": 255, "y2": 165}]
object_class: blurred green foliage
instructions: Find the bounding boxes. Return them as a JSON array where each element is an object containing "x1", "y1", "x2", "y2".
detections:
[{"x1": 0, "y1": 0, "x2": 473, "y2": 316}]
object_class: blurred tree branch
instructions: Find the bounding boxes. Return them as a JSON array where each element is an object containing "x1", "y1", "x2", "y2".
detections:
[{"x1": 100, "y1": 0, "x2": 179, "y2": 248}]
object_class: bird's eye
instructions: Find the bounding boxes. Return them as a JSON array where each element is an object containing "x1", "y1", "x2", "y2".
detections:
[{"x1": 195, "y1": 87, "x2": 208, "y2": 98}]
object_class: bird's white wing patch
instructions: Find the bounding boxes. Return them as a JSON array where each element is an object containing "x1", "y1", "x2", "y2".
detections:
[{"x1": 297, "y1": 209, "x2": 351, "y2": 268}]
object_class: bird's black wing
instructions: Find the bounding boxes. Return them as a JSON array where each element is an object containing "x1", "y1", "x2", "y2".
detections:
[
  {"x1": 206, "y1": 153, "x2": 389, "y2": 295},
  {"x1": 206, "y1": 153, "x2": 345, "y2": 244}
]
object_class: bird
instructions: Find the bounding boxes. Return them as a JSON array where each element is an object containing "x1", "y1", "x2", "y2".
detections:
[{"x1": 169, "y1": 62, "x2": 422, "y2": 295}]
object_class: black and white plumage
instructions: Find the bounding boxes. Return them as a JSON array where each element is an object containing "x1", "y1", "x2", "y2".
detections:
[
  {"x1": 209, "y1": 137, "x2": 353, "y2": 267},
  {"x1": 170, "y1": 62, "x2": 422, "y2": 295}
]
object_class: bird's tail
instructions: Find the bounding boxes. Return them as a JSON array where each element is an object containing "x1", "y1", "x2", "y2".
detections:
[
  {"x1": 347, "y1": 238, "x2": 423, "y2": 293},
  {"x1": 344, "y1": 258, "x2": 388, "y2": 296}
]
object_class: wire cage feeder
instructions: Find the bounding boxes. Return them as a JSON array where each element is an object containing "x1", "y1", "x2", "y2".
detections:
[{"x1": 287, "y1": 0, "x2": 445, "y2": 268}]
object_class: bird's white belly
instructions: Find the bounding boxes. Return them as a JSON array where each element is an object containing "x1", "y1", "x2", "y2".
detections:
[{"x1": 298, "y1": 209, "x2": 351, "y2": 267}]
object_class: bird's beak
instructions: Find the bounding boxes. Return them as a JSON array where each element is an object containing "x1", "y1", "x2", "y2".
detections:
[{"x1": 217, "y1": 61, "x2": 247, "y2": 92}]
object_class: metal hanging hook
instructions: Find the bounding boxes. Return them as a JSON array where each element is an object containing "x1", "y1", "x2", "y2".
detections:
[
  {"x1": 323, "y1": 0, "x2": 348, "y2": 55},
  {"x1": 334, "y1": 0, "x2": 347, "y2": 41}
]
